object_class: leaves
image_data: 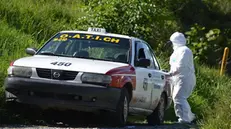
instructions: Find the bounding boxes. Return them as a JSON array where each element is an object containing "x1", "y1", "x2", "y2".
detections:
[
  {"x1": 185, "y1": 24, "x2": 228, "y2": 65},
  {"x1": 77, "y1": 0, "x2": 179, "y2": 53}
]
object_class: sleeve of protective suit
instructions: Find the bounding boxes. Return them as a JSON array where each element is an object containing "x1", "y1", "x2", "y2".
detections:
[{"x1": 169, "y1": 49, "x2": 188, "y2": 75}]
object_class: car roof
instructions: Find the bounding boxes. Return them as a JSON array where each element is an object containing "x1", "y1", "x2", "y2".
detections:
[{"x1": 59, "y1": 30, "x2": 135, "y2": 40}]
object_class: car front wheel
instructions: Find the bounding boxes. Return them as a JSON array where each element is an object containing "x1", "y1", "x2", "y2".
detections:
[{"x1": 108, "y1": 87, "x2": 129, "y2": 127}]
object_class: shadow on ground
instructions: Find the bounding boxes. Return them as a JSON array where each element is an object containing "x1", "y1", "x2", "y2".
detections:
[{"x1": 0, "y1": 103, "x2": 198, "y2": 129}]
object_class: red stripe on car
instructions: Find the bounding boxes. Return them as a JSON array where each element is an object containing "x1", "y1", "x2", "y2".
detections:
[{"x1": 106, "y1": 65, "x2": 136, "y2": 89}]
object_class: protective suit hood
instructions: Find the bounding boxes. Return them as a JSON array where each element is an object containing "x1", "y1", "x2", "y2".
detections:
[{"x1": 170, "y1": 32, "x2": 186, "y2": 51}]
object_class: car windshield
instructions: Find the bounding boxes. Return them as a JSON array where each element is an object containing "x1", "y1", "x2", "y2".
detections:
[{"x1": 36, "y1": 32, "x2": 131, "y2": 63}]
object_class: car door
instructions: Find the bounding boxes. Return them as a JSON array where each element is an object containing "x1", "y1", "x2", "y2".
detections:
[
  {"x1": 143, "y1": 43, "x2": 166, "y2": 110},
  {"x1": 129, "y1": 41, "x2": 153, "y2": 109}
]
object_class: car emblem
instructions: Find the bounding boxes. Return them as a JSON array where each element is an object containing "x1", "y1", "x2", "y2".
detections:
[{"x1": 53, "y1": 72, "x2": 60, "y2": 78}]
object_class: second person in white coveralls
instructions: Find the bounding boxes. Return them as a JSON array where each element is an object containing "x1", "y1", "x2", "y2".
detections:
[{"x1": 166, "y1": 32, "x2": 196, "y2": 123}]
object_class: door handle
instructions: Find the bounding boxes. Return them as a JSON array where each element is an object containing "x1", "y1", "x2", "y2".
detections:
[
  {"x1": 161, "y1": 75, "x2": 164, "y2": 80},
  {"x1": 148, "y1": 73, "x2": 152, "y2": 78}
]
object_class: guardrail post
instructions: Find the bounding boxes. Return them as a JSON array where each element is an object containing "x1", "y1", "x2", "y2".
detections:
[{"x1": 220, "y1": 47, "x2": 229, "y2": 76}]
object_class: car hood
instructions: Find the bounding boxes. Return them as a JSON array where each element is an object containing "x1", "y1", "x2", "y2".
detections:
[{"x1": 13, "y1": 55, "x2": 129, "y2": 74}]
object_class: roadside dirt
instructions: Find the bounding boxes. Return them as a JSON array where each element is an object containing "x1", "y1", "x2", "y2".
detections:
[
  {"x1": 0, "y1": 124, "x2": 198, "y2": 129},
  {"x1": 0, "y1": 107, "x2": 199, "y2": 129}
]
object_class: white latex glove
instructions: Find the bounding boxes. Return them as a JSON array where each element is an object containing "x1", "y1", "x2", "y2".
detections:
[{"x1": 166, "y1": 67, "x2": 180, "y2": 79}]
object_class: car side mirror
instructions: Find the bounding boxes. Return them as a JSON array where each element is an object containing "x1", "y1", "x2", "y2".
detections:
[
  {"x1": 26, "y1": 48, "x2": 37, "y2": 55},
  {"x1": 136, "y1": 58, "x2": 151, "y2": 68}
]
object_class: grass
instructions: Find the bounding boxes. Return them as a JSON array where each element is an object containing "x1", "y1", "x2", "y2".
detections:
[
  {"x1": 0, "y1": 0, "x2": 231, "y2": 128},
  {"x1": 195, "y1": 66, "x2": 231, "y2": 129},
  {"x1": 0, "y1": 20, "x2": 38, "y2": 89},
  {"x1": 158, "y1": 53, "x2": 231, "y2": 128},
  {"x1": 0, "y1": 0, "x2": 84, "y2": 44},
  {"x1": 187, "y1": 65, "x2": 231, "y2": 129}
]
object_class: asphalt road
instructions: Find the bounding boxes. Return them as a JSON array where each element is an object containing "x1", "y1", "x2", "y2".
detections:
[
  {"x1": 1, "y1": 124, "x2": 200, "y2": 129},
  {"x1": 0, "y1": 123, "x2": 198, "y2": 129},
  {"x1": 0, "y1": 116, "x2": 199, "y2": 129}
]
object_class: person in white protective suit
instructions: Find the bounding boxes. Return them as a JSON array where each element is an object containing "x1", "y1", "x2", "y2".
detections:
[{"x1": 166, "y1": 32, "x2": 196, "y2": 124}]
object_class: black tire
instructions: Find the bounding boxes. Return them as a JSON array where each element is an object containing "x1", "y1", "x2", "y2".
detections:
[
  {"x1": 147, "y1": 93, "x2": 166, "y2": 125},
  {"x1": 109, "y1": 88, "x2": 130, "y2": 127}
]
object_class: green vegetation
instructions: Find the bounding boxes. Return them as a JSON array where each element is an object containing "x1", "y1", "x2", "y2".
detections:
[
  {"x1": 0, "y1": 0, "x2": 231, "y2": 128},
  {"x1": 159, "y1": 57, "x2": 231, "y2": 129},
  {"x1": 0, "y1": 20, "x2": 37, "y2": 99}
]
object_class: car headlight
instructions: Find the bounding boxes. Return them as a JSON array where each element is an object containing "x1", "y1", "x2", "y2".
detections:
[
  {"x1": 11, "y1": 66, "x2": 32, "y2": 78},
  {"x1": 81, "y1": 73, "x2": 112, "y2": 85}
]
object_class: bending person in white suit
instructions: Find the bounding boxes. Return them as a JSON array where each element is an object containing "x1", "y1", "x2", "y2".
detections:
[{"x1": 166, "y1": 32, "x2": 196, "y2": 124}]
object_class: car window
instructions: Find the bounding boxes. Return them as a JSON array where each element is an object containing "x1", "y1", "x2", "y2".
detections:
[
  {"x1": 36, "y1": 33, "x2": 131, "y2": 63},
  {"x1": 147, "y1": 45, "x2": 160, "y2": 70},
  {"x1": 134, "y1": 41, "x2": 155, "y2": 69},
  {"x1": 152, "y1": 53, "x2": 160, "y2": 70},
  {"x1": 134, "y1": 41, "x2": 145, "y2": 66},
  {"x1": 142, "y1": 42, "x2": 156, "y2": 69},
  {"x1": 146, "y1": 44, "x2": 161, "y2": 70}
]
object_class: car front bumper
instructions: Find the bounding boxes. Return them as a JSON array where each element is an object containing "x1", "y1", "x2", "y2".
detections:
[{"x1": 4, "y1": 77, "x2": 121, "y2": 112}]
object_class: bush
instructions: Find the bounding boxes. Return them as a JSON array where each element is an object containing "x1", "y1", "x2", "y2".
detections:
[
  {"x1": 185, "y1": 24, "x2": 230, "y2": 66},
  {"x1": 77, "y1": 0, "x2": 180, "y2": 55}
]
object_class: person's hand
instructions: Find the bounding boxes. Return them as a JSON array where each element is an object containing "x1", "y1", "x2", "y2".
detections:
[{"x1": 165, "y1": 73, "x2": 172, "y2": 81}]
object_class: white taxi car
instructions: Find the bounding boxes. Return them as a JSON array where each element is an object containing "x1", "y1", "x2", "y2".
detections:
[{"x1": 4, "y1": 28, "x2": 172, "y2": 126}]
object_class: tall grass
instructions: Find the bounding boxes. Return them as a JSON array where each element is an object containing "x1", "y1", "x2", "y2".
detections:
[
  {"x1": 196, "y1": 66, "x2": 231, "y2": 129},
  {"x1": 0, "y1": 20, "x2": 38, "y2": 84},
  {"x1": 0, "y1": 0, "x2": 84, "y2": 44},
  {"x1": 0, "y1": 19, "x2": 39, "y2": 110},
  {"x1": 158, "y1": 54, "x2": 231, "y2": 128}
]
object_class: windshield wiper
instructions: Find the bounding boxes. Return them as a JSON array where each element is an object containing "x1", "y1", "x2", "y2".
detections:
[
  {"x1": 74, "y1": 56, "x2": 98, "y2": 60},
  {"x1": 38, "y1": 52, "x2": 69, "y2": 57},
  {"x1": 74, "y1": 56, "x2": 116, "y2": 62},
  {"x1": 39, "y1": 52, "x2": 57, "y2": 56}
]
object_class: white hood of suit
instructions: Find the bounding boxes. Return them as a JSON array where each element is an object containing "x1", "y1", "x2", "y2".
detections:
[{"x1": 170, "y1": 32, "x2": 186, "y2": 51}]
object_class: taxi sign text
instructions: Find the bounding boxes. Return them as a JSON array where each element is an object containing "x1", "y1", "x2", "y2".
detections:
[
  {"x1": 88, "y1": 27, "x2": 106, "y2": 33},
  {"x1": 53, "y1": 33, "x2": 120, "y2": 44}
]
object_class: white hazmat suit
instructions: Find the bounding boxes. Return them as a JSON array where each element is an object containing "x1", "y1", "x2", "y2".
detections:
[{"x1": 167, "y1": 32, "x2": 196, "y2": 123}]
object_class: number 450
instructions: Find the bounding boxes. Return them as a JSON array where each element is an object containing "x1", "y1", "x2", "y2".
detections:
[{"x1": 50, "y1": 62, "x2": 72, "y2": 66}]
